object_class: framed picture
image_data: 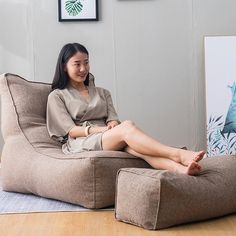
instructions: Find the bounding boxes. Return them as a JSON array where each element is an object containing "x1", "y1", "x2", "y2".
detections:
[
  {"x1": 205, "y1": 36, "x2": 236, "y2": 157},
  {"x1": 58, "y1": 0, "x2": 98, "y2": 22}
]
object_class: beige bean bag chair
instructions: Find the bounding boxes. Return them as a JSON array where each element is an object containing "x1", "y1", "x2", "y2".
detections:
[{"x1": 0, "y1": 73, "x2": 150, "y2": 209}]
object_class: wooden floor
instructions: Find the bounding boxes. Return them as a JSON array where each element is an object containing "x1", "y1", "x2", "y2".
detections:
[{"x1": 0, "y1": 211, "x2": 236, "y2": 236}]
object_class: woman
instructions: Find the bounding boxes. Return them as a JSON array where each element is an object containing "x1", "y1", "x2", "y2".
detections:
[{"x1": 47, "y1": 43, "x2": 205, "y2": 176}]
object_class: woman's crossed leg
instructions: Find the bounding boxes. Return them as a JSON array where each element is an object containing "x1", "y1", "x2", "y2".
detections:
[{"x1": 102, "y1": 120, "x2": 205, "y2": 175}]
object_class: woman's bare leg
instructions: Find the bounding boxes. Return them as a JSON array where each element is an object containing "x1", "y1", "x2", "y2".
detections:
[
  {"x1": 102, "y1": 120, "x2": 205, "y2": 166},
  {"x1": 125, "y1": 147, "x2": 201, "y2": 176}
]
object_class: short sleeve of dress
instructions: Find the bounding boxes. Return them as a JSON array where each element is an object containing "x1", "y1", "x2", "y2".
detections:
[
  {"x1": 104, "y1": 89, "x2": 120, "y2": 124},
  {"x1": 46, "y1": 91, "x2": 76, "y2": 142}
]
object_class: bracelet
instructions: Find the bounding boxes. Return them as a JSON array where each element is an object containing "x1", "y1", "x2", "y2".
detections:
[{"x1": 84, "y1": 126, "x2": 91, "y2": 137}]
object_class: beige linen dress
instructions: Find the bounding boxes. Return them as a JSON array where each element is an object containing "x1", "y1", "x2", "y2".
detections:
[{"x1": 46, "y1": 79, "x2": 120, "y2": 154}]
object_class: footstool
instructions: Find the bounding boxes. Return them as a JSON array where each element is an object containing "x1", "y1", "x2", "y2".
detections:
[{"x1": 115, "y1": 155, "x2": 236, "y2": 230}]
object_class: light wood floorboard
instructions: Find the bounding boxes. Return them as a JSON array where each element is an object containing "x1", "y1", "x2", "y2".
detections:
[{"x1": 0, "y1": 211, "x2": 236, "y2": 236}]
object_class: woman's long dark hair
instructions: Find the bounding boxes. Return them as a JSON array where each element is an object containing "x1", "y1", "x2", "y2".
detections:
[{"x1": 52, "y1": 43, "x2": 90, "y2": 90}]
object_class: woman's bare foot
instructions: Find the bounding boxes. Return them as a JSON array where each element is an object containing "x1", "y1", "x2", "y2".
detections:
[
  {"x1": 177, "y1": 150, "x2": 205, "y2": 166},
  {"x1": 175, "y1": 161, "x2": 201, "y2": 176},
  {"x1": 186, "y1": 161, "x2": 201, "y2": 175}
]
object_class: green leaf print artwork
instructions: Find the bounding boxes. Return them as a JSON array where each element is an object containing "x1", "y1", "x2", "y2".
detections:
[{"x1": 65, "y1": 0, "x2": 83, "y2": 16}]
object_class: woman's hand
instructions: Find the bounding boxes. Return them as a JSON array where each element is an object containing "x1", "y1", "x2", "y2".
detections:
[
  {"x1": 89, "y1": 126, "x2": 109, "y2": 134},
  {"x1": 106, "y1": 120, "x2": 119, "y2": 129},
  {"x1": 71, "y1": 121, "x2": 120, "y2": 137},
  {"x1": 89, "y1": 122, "x2": 119, "y2": 135}
]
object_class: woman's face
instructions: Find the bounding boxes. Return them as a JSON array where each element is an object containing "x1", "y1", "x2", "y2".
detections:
[{"x1": 65, "y1": 51, "x2": 90, "y2": 84}]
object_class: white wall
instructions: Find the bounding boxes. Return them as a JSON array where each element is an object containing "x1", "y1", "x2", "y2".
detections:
[{"x1": 1, "y1": 0, "x2": 236, "y2": 153}]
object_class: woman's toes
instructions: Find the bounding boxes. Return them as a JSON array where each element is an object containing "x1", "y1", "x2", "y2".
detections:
[
  {"x1": 194, "y1": 150, "x2": 205, "y2": 162},
  {"x1": 187, "y1": 161, "x2": 201, "y2": 175}
]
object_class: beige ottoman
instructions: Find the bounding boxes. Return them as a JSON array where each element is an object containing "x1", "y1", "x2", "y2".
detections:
[{"x1": 115, "y1": 156, "x2": 236, "y2": 230}]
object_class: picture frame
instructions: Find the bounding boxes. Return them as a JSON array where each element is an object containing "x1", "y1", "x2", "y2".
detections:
[
  {"x1": 204, "y1": 36, "x2": 236, "y2": 157},
  {"x1": 58, "y1": 0, "x2": 98, "y2": 22}
]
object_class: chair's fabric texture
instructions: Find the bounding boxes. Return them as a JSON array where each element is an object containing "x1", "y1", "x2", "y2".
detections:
[{"x1": 0, "y1": 73, "x2": 150, "y2": 209}]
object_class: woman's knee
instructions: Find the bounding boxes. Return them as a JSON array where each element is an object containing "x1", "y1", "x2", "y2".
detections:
[
  {"x1": 121, "y1": 120, "x2": 137, "y2": 136},
  {"x1": 121, "y1": 120, "x2": 136, "y2": 128}
]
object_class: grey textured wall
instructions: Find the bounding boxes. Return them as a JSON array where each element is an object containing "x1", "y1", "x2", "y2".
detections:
[{"x1": 1, "y1": 0, "x2": 236, "y2": 154}]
